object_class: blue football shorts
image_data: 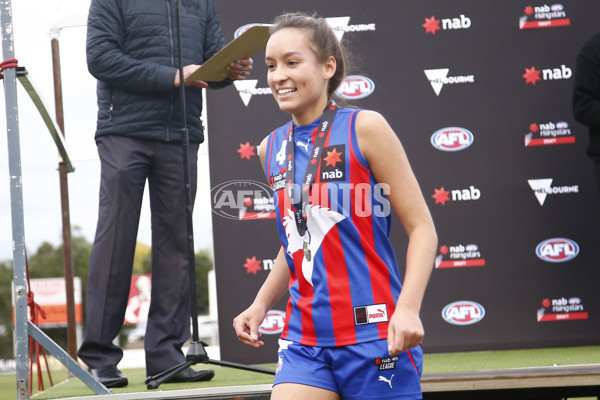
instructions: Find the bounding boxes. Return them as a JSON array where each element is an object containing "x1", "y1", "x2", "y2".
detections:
[{"x1": 273, "y1": 338, "x2": 423, "y2": 400}]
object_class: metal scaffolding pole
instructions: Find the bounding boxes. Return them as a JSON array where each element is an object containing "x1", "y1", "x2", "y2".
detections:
[{"x1": 0, "y1": 1, "x2": 108, "y2": 397}]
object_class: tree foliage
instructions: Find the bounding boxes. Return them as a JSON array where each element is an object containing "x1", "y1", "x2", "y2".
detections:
[{"x1": 0, "y1": 230, "x2": 214, "y2": 359}]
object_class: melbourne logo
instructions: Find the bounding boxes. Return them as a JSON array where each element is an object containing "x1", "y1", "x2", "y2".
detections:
[
  {"x1": 435, "y1": 243, "x2": 485, "y2": 269},
  {"x1": 535, "y1": 238, "x2": 579, "y2": 263},
  {"x1": 431, "y1": 127, "x2": 474, "y2": 151},
  {"x1": 537, "y1": 297, "x2": 588, "y2": 322},
  {"x1": 442, "y1": 301, "x2": 485, "y2": 325},
  {"x1": 422, "y1": 14, "x2": 472, "y2": 34},
  {"x1": 325, "y1": 17, "x2": 376, "y2": 41},
  {"x1": 335, "y1": 75, "x2": 375, "y2": 100},
  {"x1": 258, "y1": 310, "x2": 286, "y2": 334},
  {"x1": 233, "y1": 79, "x2": 272, "y2": 106},
  {"x1": 424, "y1": 68, "x2": 475, "y2": 95},
  {"x1": 522, "y1": 65, "x2": 572, "y2": 85},
  {"x1": 519, "y1": 4, "x2": 570, "y2": 30},
  {"x1": 527, "y1": 178, "x2": 579, "y2": 206},
  {"x1": 211, "y1": 180, "x2": 275, "y2": 220},
  {"x1": 432, "y1": 185, "x2": 481, "y2": 205},
  {"x1": 525, "y1": 121, "x2": 574, "y2": 147}
]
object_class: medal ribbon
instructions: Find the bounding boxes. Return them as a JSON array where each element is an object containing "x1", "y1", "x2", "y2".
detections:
[{"x1": 285, "y1": 103, "x2": 339, "y2": 237}]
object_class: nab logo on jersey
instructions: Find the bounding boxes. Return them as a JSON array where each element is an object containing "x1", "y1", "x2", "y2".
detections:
[
  {"x1": 536, "y1": 238, "x2": 579, "y2": 263},
  {"x1": 442, "y1": 301, "x2": 485, "y2": 325},
  {"x1": 320, "y1": 145, "x2": 346, "y2": 182},
  {"x1": 431, "y1": 127, "x2": 474, "y2": 151},
  {"x1": 258, "y1": 310, "x2": 286, "y2": 334},
  {"x1": 336, "y1": 75, "x2": 375, "y2": 100}
]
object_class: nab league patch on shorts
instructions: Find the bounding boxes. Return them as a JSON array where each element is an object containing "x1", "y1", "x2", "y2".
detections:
[
  {"x1": 354, "y1": 304, "x2": 389, "y2": 325},
  {"x1": 320, "y1": 144, "x2": 346, "y2": 182}
]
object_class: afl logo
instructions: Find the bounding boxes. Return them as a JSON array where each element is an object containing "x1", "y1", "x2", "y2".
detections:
[
  {"x1": 336, "y1": 75, "x2": 375, "y2": 99},
  {"x1": 431, "y1": 127, "x2": 474, "y2": 152},
  {"x1": 234, "y1": 23, "x2": 262, "y2": 38},
  {"x1": 536, "y1": 238, "x2": 579, "y2": 263},
  {"x1": 442, "y1": 301, "x2": 485, "y2": 325},
  {"x1": 258, "y1": 310, "x2": 286, "y2": 335}
]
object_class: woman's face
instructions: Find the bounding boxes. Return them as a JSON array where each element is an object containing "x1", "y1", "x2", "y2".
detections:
[{"x1": 265, "y1": 27, "x2": 335, "y2": 125}]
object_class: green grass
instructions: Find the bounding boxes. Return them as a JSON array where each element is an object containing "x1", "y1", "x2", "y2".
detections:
[{"x1": 1, "y1": 346, "x2": 598, "y2": 399}]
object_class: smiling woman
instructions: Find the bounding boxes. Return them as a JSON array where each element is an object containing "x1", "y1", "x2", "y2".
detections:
[{"x1": 233, "y1": 11, "x2": 437, "y2": 400}]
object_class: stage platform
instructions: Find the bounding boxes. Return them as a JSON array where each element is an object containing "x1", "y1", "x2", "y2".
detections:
[{"x1": 50, "y1": 364, "x2": 600, "y2": 400}]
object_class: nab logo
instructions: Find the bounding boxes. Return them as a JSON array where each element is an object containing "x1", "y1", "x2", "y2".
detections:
[
  {"x1": 523, "y1": 65, "x2": 572, "y2": 85},
  {"x1": 258, "y1": 310, "x2": 286, "y2": 335},
  {"x1": 336, "y1": 75, "x2": 375, "y2": 100},
  {"x1": 536, "y1": 238, "x2": 579, "y2": 263},
  {"x1": 431, "y1": 127, "x2": 474, "y2": 151},
  {"x1": 442, "y1": 301, "x2": 485, "y2": 325},
  {"x1": 422, "y1": 14, "x2": 472, "y2": 35}
]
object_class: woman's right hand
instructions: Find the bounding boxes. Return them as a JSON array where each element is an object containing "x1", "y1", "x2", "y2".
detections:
[{"x1": 233, "y1": 304, "x2": 267, "y2": 348}]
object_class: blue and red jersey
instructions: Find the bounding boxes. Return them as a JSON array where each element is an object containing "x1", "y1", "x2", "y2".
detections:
[{"x1": 264, "y1": 107, "x2": 403, "y2": 347}]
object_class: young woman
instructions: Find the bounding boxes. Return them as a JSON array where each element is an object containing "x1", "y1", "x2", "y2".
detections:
[{"x1": 233, "y1": 12, "x2": 437, "y2": 400}]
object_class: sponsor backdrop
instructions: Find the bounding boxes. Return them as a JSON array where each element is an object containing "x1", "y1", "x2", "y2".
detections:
[{"x1": 206, "y1": 0, "x2": 600, "y2": 364}]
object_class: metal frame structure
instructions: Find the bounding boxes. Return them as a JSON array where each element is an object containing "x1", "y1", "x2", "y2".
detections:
[{"x1": 0, "y1": 0, "x2": 108, "y2": 398}]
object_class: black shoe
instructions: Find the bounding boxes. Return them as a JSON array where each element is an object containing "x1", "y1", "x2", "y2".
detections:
[
  {"x1": 166, "y1": 367, "x2": 214, "y2": 383},
  {"x1": 90, "y1": 365, "x2": 128, "y2": 388}
]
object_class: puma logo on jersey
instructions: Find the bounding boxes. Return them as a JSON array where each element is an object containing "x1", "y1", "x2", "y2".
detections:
[{"x1": 296, "y1": 140, "x2": 310, "y2": 152}]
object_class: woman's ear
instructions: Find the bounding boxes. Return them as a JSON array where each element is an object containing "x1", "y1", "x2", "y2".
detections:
[{"x1": 323, "y1": 55, "x2": 336, "y2": 80}]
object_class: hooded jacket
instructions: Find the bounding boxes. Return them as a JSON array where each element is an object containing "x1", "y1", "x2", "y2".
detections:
[{"x1": 86, "y1": 0, "x2": 231, "y2": 143}]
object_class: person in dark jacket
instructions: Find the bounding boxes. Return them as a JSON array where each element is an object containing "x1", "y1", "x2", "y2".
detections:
[
  {"x1": 573, "y1": 31, "x2": 600, "y2": 190},
  {"x1": 77, "y1": 0, "x2": 253, "y2": 388}
]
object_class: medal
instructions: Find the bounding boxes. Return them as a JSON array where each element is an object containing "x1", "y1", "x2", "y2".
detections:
[
  {"x1": 285, "y1": 103, "x2": 338, "y2": 262},
  {"x1": 303, "y1": 233, "x2": 311, "y2": 261}
]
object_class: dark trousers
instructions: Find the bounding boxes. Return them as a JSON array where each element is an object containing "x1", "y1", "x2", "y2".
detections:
[{"x1": 77, "y1": 135, "x2": 199, "y2": 376}]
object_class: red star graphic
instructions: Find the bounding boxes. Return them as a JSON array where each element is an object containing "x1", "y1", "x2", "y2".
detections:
[
  {"x1": 318, "y1": 132, "x2": 325, "y2": 138},
  {"x1": 529, "y1": 123, "x2": 539, "y2": 133},
  {"x1": 432, "y1": 187, "x2": 450, "y2": 205},
  {"x1": 243, "y1": 256, "x2": 262, "y2": 275},
  {"x1": 243, "y1": 197, "x2": 253, "y2": 207},
  {"x1": 237, "y1": 141, "x2": 256, "y2": 160},
  {"x1": 439, "y1": 245, "x2": 449, "y2": 255},
  {"x1": 522, "y1": 66, "x2": 541, "y2": 85},
  {"x1": 422, "y1": 16, "x2": 441, "y2": 35},
  {"x1": 323, "y1": 148, "x2": 342, "y2": 168},
  {"x1": 542, "y1": 298, "x2": 551, "y2": 308},
  {"x1": 310, "y1": 159, "x2": 317, "y2": 165},
  {"x1": 524, "y1": 6, "x2": 534, "y2": 16},
  {"x1": 374, "y1": 358, "x2": 382, "y2": 366}
]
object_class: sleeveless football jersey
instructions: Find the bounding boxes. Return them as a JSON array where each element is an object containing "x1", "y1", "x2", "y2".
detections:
[{"x1": 264, "y1": 107, "x2": 403, "y2": 347}]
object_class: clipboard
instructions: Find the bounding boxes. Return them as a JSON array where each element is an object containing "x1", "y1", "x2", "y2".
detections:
[{"x1": 186, "y1": 24, "x2": 271, "y2": 82}]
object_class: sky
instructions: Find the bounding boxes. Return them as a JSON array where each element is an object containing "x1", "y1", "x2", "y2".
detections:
[{"x1": 0, "y1": 0, "x2": 214, "y2": 261}]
